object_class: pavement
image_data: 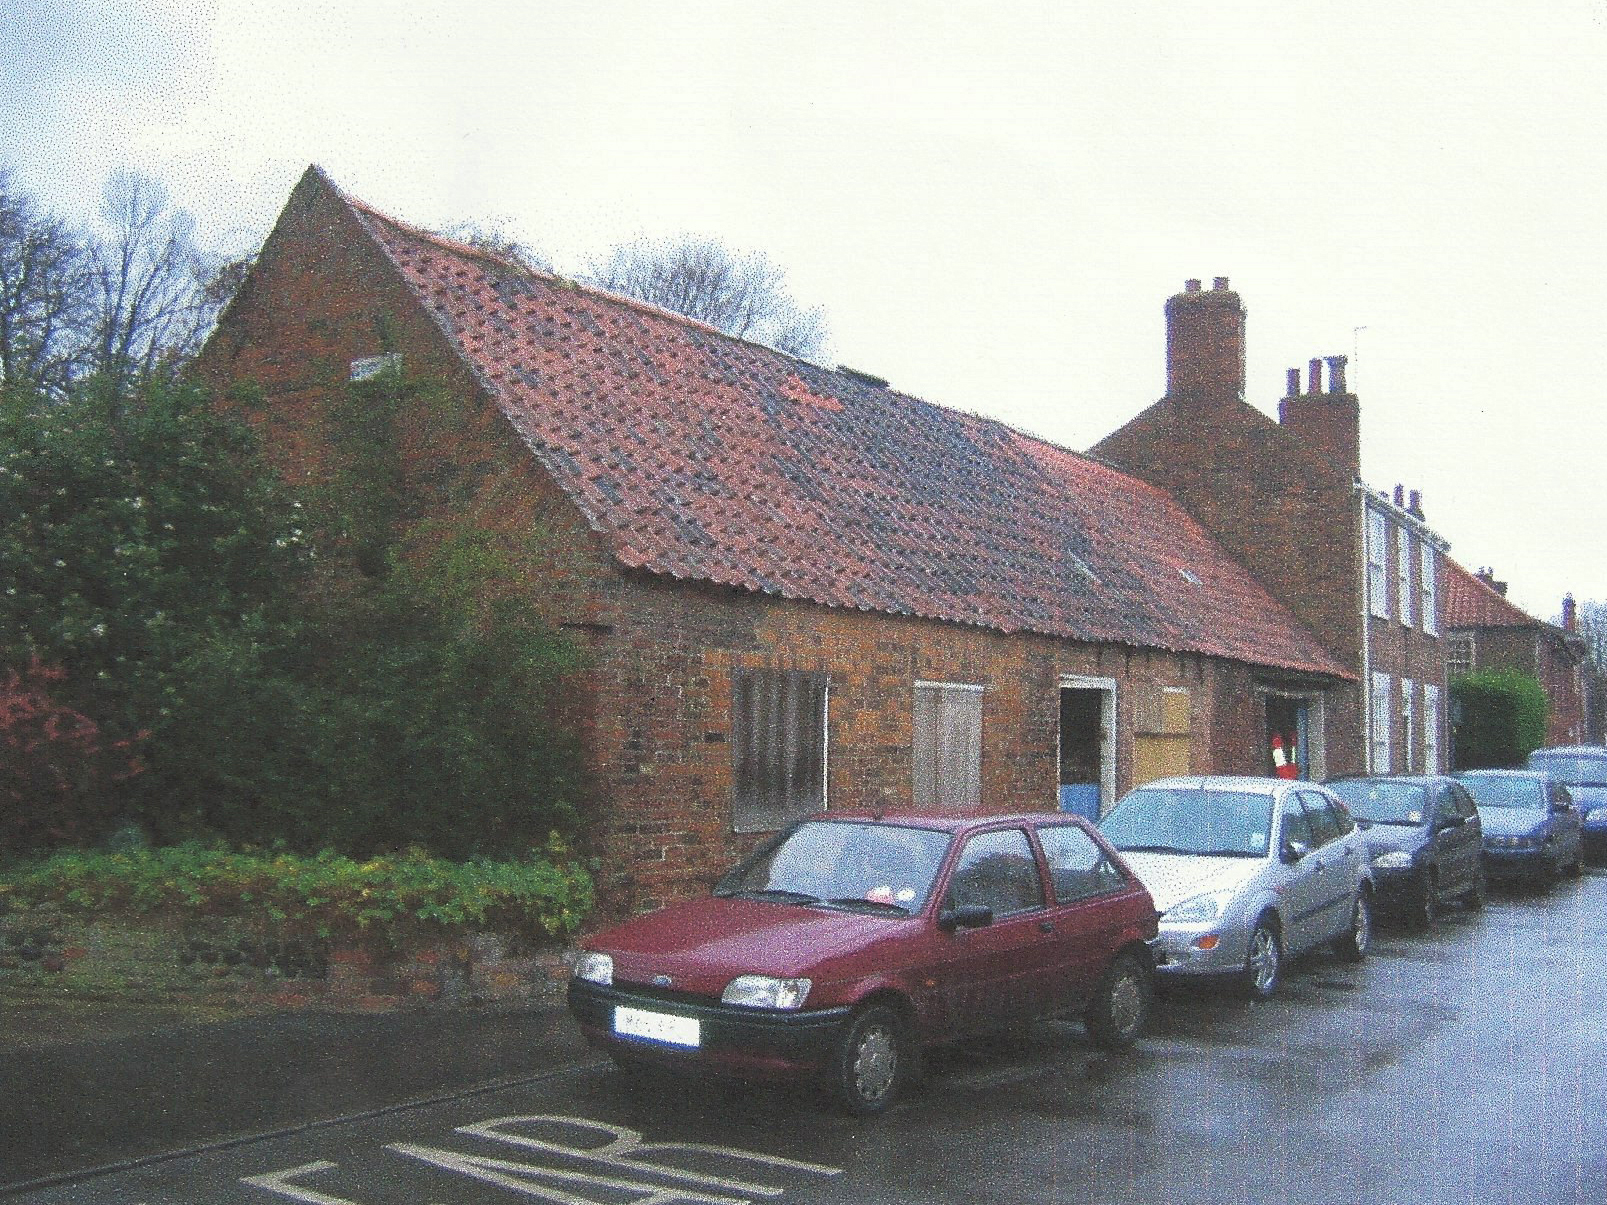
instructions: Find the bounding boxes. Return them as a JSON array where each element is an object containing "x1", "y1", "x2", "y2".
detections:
[{"x1": 0, "y1": 996, "x2": 594, "y2": 1192}]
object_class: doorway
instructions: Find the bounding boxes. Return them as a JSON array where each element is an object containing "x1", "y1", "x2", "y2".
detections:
[
  {"x1": 1059, "y1": 679, "x2": 1114, "y2": 818},
  {"x1": 1265, "y1": 696, "x2": 1311, "y2": 779}
]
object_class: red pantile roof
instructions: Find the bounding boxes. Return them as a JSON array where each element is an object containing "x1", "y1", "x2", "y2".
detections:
[
  {"x1": 1442, "y1": 559, "x2": 1539, "y2": 629},
  {"x1": 330, "y1": 175, "x2": 1348, "y2": 679}
]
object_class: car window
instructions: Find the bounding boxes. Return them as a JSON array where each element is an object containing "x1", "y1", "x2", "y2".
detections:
[
  {"x1": 1279, "y1": 794, "x2": 1318, "y2": 849},
  {"x1": 1553, "y1": 783, "x2": 1573, "y2": 806},
  {"x1": 1459, "y1": 776, "x2": 1547, "y2": 810},
  {"x1": 1099, "y1": 786, "x2": 1273, "y2": 857},
  {"x1": 1298, "y1": 791, "x2": 1343, "y2": 845},
  {"x1": 718, "y1": 820, "x2": 951, "y2": 913},
  {"x1": 1037, "y1": 824, "x2": 1125, "y2": 904},
  {"x1": 944, "y1": 828, "x2": 1045, "y2": 917},
  {"x1": 1450, "y1": 783, "x2": 1478, "y2": 820},
  {"x1": 1527, "y1": 752, "x2": 1607, "y2": 788},
  {"x1": 1327, "y1": 780, "x2": 1425, "y2": 826},
  {"x1": 1432, "y1": 784, "x2": 1459, "y2": 822}
]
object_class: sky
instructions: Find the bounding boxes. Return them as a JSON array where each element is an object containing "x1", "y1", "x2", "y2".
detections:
[{"x1": 4, "y1": 0, "x2": 1603, "y2": 620}]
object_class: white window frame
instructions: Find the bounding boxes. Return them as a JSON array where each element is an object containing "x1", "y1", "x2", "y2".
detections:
[
  {"x1": 1421, "y1": 548, "x2": 1439, "y2": 636},
  {"x1": 1397, "y1": 528, "x2": 1415, "y2": 628},
  {"x1": 1370, "y1": 672, "x2": 1393, "y2": 772},
  {"x1": 1424, "y1": 684, "x2": 1442, "y2": 774},
  {"x1": 1400, "y1": 678, "x2": 1416, "y2": 773},
  {"x1": 1367, "y1": 509, "x2": 1390, "y2": 619}
]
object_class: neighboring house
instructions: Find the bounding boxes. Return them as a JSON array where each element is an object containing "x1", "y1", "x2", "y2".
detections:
[
  {"x1": 1442, "y1": 562, "x2": 1598, "y2": 747},
  {"x1": 1092, "y1": 278, "x2": 1450, "y2": 778},
  {"x1": 194, "y1": 168, "x2": 1350, "y2": 911}
]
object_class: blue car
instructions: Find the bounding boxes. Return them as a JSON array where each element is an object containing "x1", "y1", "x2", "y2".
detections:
[
  {"x1": 1526, "y1": 746, "x2": 1607, "y2": 861},
  {"x1": 1456, "y1": 769, "x2": 1584, "y2": 884}
]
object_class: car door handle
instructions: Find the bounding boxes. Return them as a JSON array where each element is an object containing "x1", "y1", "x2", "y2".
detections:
[{"x1": 1039, "y1": 920, "x2": 1055, "y2": 934}]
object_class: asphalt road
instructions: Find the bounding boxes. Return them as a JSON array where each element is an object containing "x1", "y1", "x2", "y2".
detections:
[{"x1": 6, "y1": 870, "x2": 1606, "y2": 1204}]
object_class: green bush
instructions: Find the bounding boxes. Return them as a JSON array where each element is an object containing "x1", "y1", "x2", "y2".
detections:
[
  {"x1": 0, "y1": 839, "x2": 594, "y2": 942},
  {"x1": 1451, "y1": 669, "x2": 1550, "y2": 769}
]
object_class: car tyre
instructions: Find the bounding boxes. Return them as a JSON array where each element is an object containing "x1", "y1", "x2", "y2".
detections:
[
  {"x1": 1333, "y1": 890, "x2": 1372, "y2": 962},
  {"x1": 1409, "y1": 871, "x2": 1436, "y2": 929},
  {"x1": 833, "y1": 1004, "x2": 907, "y2": 1116},
  {"x1": 1243, "y1": 919, "x2": 1283, "y2": 1001},
  {"x1": 1566, "y1": 849, "x2": 1584, "y2": 878},
  {"x1": 1462, "y1": 863, "x2": 1487, "y2": 910},
  {"x1": 1084, "y1": 951, "x2": 1153, "y2": 1051}
]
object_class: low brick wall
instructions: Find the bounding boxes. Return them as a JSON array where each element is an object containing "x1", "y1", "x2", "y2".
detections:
[{"x1": 0, "y1": 903, "x2": 576, "y2": 1014}]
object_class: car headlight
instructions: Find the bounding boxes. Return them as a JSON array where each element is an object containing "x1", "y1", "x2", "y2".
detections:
[
  {"x1": 1163, "y1": 891, "x2": 1231, "y2": 925},
  {"x1": 721, "y1": 975, "x2": 812, "y2": 1010},
  {"x1": 573, "y1": 952, "x2": 614, "y2": 986},
  {"x1": 1371, "y1": 850, "x2": 1414, "y2": 870}
]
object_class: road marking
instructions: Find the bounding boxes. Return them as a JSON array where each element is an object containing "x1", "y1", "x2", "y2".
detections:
[
  {"x1": 458, "y1": 1114, "x2": 843, "y2": 1194},
  {"x1": 242, "y1": 1113, "x2": 843, "y2": 1204}
]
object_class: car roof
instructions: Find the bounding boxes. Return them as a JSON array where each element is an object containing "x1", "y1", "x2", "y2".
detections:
[
  {"x1": 1326, "y1": 774, "x2": 1451, "y2": 786},
  {"x1": 1456, "y1": 768, "x2": 1546, "y2": 779},
  {"x1": 1126, "y1": 775, "x2": 1301, "y2": 795},
  {"x1": 1529, "y1": 746, "x2": 1607, "y2": 758},
  {"x1": 810, "y1": 810, "x2": 1090, "y2": 835}
]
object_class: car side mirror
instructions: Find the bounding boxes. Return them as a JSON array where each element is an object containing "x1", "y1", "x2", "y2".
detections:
[
  {"x1": 1436, "y1": 813, "x2": 1466, "y2": 830},
  {"x1": 1552, "y1": 801, "x2": 1573, "y2": 814},
  {"x1": 938, "y1": 904, "x2": 994, "y2": 933},
  {"x1": 1281, "y1": 839, "x2": 1310, "y2": 865}
]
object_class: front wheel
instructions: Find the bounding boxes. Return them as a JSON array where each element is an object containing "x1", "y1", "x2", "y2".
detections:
[
  {"x1": 1084, "y1": 951, "x2": 1153, "y2": 1050},
  {"x1": 1333, "y1": 891, "x2": 1372, "y2": 962},
  {"x1": 1409, "y1": 871, "x2": 1437, "y2": 930},
  {"x1": 1243, "y1": 920, "x2": 1283, "y2": 1000},
  {"x1": 832, "y1": 1005, "x2": 907, "y2": 1116},
  {"x1": 1463, "y1": 863, "x2": 1487, "y2": 910}
]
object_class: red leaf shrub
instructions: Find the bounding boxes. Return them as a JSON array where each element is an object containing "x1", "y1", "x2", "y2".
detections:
[{"x1": 0, "y1": 658, "x2": 141, "y2": 852}]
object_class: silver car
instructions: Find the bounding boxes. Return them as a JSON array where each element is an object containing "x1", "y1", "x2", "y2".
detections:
[{"x1": 1097, "y1": 776, "x2": 1374, "y2": 999}]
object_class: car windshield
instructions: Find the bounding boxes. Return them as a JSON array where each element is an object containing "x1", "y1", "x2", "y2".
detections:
[
  {"x1": 1527, "y1": 754, "x2": 1607, "y2": 788},
  {"x1": 1458, "y1": 776, "x2": 1546, "y2": 810},
  {"x1": 1327, "y1": 780, "x2": 1427, "y2": 826},
  {"x1": 714, "y1": 820, "x2": 952, "y2": 915},
  {"x1": 1098, "y1": 787, "x2": 1274, "y2": 857}
]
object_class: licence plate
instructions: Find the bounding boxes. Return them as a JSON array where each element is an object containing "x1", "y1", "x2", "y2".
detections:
[{"x1": 613, "y1": 1005, "x2": 701, "y2": 1048}]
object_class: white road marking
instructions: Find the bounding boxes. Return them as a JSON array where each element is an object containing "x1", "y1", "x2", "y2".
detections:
[
  {"x1": 239, "y1": 1161, "x2": 358, "y2": 1204},
  {"x1": 390, "y1": 1143, "x2": 750, "y2": 1205}
]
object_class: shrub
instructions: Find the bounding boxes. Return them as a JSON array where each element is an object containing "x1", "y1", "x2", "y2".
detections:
[
  {"x1": 0, "y1": 658, "x2": 141, "y2": 852},
  {"x1": 1, "y1": 838, "x2": 594, "y2": 943},
  {"x1": 1451, "y1": 669, "x2": 1550, "y2": 769}
]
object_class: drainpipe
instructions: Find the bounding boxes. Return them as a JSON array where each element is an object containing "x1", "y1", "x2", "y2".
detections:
[{"x1": 1358, "y1": 484, "x2": 1373, "y2": 773}]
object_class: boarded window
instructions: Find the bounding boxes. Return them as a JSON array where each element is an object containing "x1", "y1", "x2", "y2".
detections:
[
  {"x1": 1424, "y1": 684, "x2": 1442, "y2": 774},
  {"x1": 914, "y1": 682, "x2": 983, "y2": 809},
  {"x1": 1401, "y1": 678, "x2": 1416, "y2": 773},
  {"x1": 732, "y1": 670, "x2": 828, "y2": 833},
  {"x1": 1448, "y1": 632, "x2": 1474, "y2": 678}
]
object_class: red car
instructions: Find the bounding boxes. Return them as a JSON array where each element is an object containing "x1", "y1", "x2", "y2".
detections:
[{"x1": 568, "y1": 811, "x2": 1159, "y2": 1114}]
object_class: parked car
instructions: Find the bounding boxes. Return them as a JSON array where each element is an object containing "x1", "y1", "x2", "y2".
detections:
[
  {"x1": 1456, "y1": 769, "x2": 1584, "y2": 883},
  {"x1": 1324, "y1": 775, "x2": 1486, "y2": 926},
  {"x1": 1525, "y1": 746, "x2": 1607, "y2": 860},
  {"x1": 1097, "y1": 776, "x2": 1373, "y2": 1000},
  {"x1": 568, "y1": 812, "x2": 1159, "y2": 1115}
]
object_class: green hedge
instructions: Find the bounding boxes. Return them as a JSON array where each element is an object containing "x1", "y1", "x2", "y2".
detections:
[
  {"x1": 0, "y1": 839, "x2": 593, "y2": 942},
  {"x1": 1451, "y1": 669, "x2": 1550, "y2": 770}
]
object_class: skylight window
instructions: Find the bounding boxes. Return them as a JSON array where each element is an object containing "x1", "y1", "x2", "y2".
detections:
[{"x1": 1178, "y1": 567, "x2": 1202, "y2": 586}]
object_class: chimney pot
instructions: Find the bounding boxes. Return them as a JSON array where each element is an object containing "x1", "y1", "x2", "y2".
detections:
[
  {"x1": 1564, "y1": 594, "x2": 1578, "y2": 632},
  {"x1": 1308, "y1": 358, "x2": 1322, "y2": 394},
  {"x1": 1325, "y1": 354, "x2": 1348, "y2": 394},
  {"x1": 1408, "y1": 488, "x2": 1422, "y2": 516},
  {"x1": 1393, "y1": 484, "x2": 1405, "y2": 507},
  {"x1": 1286, "y1": 367, "x2": 1301, "y2": 397},
  {"x1": 1184, "y1": 278, "x2": 1202, "y2": 293},
  {"x1": 1212, "y1": 276, "x2": 1230, "y2": 291}
]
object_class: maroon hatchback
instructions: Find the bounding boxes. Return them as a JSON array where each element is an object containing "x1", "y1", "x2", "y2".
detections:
[{"x1": 568, "y1": 811, "x2": 1159, "y2": 1114}]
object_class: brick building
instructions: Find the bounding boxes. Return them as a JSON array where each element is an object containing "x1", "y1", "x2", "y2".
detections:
[
  {"x1": 1443, "y1": 563, "x2": 1598, "y2": 748},
  {"x1": 1092, "y1": 278, "x2": 1450, "y2": 778},
  {"x1": 195, "y1": 169, "x2": 1349, "y2": 910}
]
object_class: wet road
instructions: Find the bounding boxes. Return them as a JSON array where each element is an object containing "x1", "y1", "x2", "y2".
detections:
[{"x1": 8, "y1": 871, "x2": 1606, "y2": 1204}]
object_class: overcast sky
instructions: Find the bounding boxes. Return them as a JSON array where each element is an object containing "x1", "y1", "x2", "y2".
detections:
[{"x1": 6, "y1": 0, "x2": 1603, "y2": 619}]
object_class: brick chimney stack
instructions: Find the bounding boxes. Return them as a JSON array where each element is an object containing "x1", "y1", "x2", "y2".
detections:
[
  {"x1": 1278, "y1": 351, "x2": 1360, "y2": 478},
  {"x1": 1563, "y1": 594, "x2": 1577, "y2": 632},
  {"x1": 1165, "y1": 277, "x2": 1245, "y2": 402}
]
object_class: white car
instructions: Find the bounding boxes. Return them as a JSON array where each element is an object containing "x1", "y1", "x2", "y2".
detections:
[{"x1": 1097, "y1": 776, "x2": 1374, "y2": 999}]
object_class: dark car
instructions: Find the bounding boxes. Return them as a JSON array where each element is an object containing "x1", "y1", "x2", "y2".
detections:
[
  {"x1": 1325, "y1": 775, "x2": 1486, "y2": 926},
  {"x1": 568, "y1": 812, "x2": 1158, "y2": 1115},
  {"x1": 1526, "y1": 746, "x2": 1607, "y2": 860},
  {"x1": 1456, "y1": 769, "x2": 1584, "y2": 884}
]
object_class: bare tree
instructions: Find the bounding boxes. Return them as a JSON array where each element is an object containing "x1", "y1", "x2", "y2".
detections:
[
  {"x1": 83, "y1": 170, "x2": 221, "y2": 393},
  {"x1": 443, "y1": 220, "x2": 552, "y2": 274},
  {"x1": 0, "y1": 170, "x2": 89, "y2": 397},
  {"x1": 589, "y1": 235, "x2": 828, "y2": 360},
  {"x1": 1575, "y1": 599, "x2": 1607, "y2": 668}
]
